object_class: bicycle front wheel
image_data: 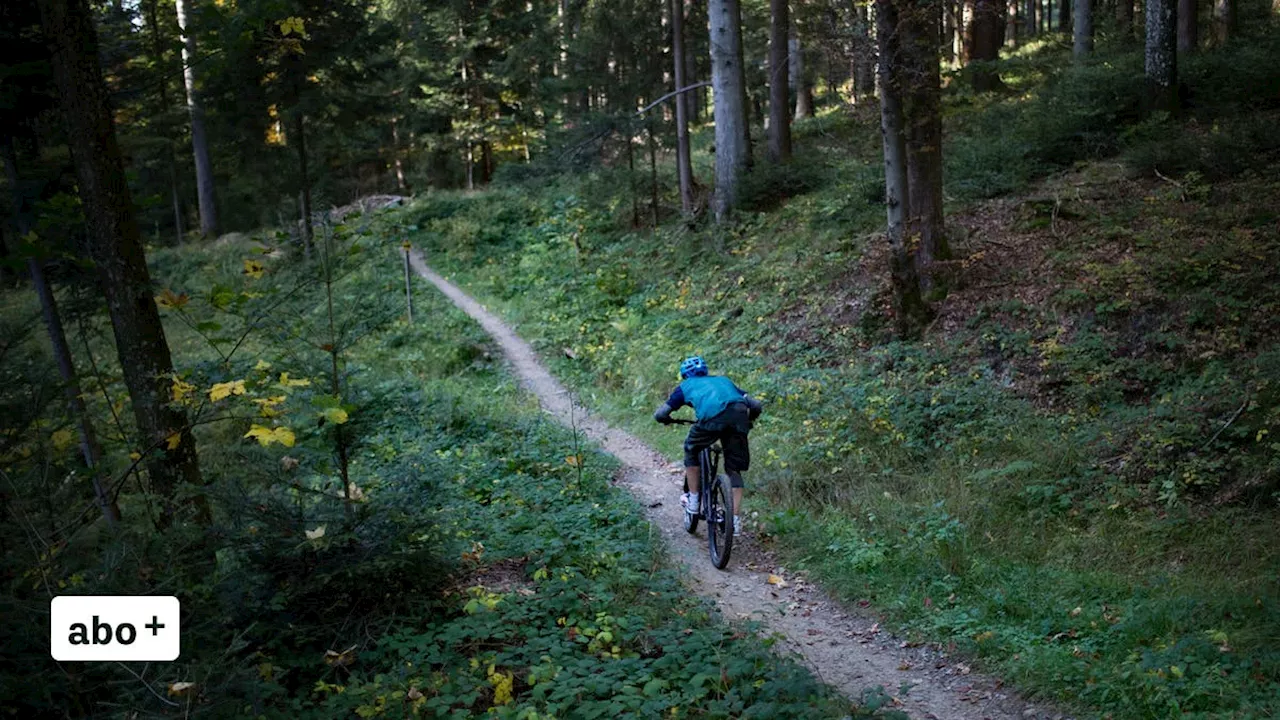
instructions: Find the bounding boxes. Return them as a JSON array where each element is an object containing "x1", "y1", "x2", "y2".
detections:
[{"x1": 707, "y1": 477, "x2": 734, "y2": 569}]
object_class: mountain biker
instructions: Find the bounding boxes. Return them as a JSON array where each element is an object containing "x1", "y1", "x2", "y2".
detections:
[{"x1": 653, "y1": 356, "x2": 762, "y2": 536}]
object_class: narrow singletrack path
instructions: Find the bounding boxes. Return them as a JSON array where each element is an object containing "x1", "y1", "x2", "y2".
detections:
[{"x1": 410, "y1": 253, "x2": 1069, "y2": 720}]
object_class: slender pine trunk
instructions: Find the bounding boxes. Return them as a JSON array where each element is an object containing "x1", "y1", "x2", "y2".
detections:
[
  {"x1": 876, "y1": 0, "x2": 929, "y2": 336},
  {"x1": 671, "y1": 0, "x2": 695, "y2": 213},
  {"x1": 174, "y1": 0, "x2": 217, "y2": 237},
  {"x1": 1177, "y1": 0, "x2": 1197, "y2": 53},
  {"x1": 710, "y1": 0, "x2": 750, "y2": 222},
  {"x1": 768, "y1": 0, "x2": 793, "y2": 162},
  {"x1": 1074, "y1": 0, "x2": 1094, "y2": 59},
  {"x1": 1145, "y1": 0, "x2": 1178, "y2": 113}
]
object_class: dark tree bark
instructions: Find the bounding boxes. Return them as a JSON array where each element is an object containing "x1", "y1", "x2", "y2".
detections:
[
  {"x1": 875, "y1": 0, "x2": 929, "y2": 336},
  {"x1": 1178, "y1": 0, "x2": 1197, "y2": 53},
  {"x1": 36, "y1": 0, "x2": 202, "y2": 524},
  {"x1": 902, "y1": 0, "x2": 949, "y2": 292},
  {"x1": 709, "y1": 0, "x2": 750, "y2": 221},
  {"x1": 1060, "y1": 0, "x2": 1073, "y2": 33},
  {"x1": 852, "y1": 1, "x2": 876, "y2": 97},
  {"x1": 1146, "y1": 0, "x2": 1178, "y2": 112},
  {"x1": 1074, "y1": 0, "x2": 1094, "y2": 59},
  {"x1": 768, "y1": 0, "x2": 792, "y2": 162},
  {"x1": 1211, "y1": 0, "x2": 1233, "y2": 45},
  {"x1": 967, "y1": 0, "x2": 1006, "y2": 90},
  {"x1": 1117, "y1": 0, "x2": 1135, "y2": 40},
  {"x1": 671, "y1": 0, "x2": 695, "y2": 213},
  {"x1": 292, "y1": 112, "x2": 313, "y2": 258},
  {"x1": 174, "y1": 0, "x2": 217, "y2": 237},
  {"x1": 1024, "y1": 0, "x2": 1038, "y2": 35}
]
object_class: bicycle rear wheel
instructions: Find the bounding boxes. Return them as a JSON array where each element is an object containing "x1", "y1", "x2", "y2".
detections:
[
  {"x1": 682, "y1": 476, "x2": 699, "y2": 534},
  {"x1": 707, "y1": 477, "x2": 734, "y2": 569}
]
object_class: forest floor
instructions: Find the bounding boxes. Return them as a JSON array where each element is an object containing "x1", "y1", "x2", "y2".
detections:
[{"x1": 409, "y1": 253, "x2": 1074, "y2": 720}]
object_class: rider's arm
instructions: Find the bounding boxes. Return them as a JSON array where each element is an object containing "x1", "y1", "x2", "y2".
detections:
[
  {"x1": 744, "y1": 394, "x2": 763, "y2": 420},
  {"x1": 653, "y1": 386, "x2": 686, "y2": 424}
]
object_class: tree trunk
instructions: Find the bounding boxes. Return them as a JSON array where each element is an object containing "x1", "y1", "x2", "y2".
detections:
[
  {"x1": 648, "y1": 120, "x2": 660, "y2": 225},
  {"x1": 671, "y1": 0, "x2": 695, "y2": 213},
  {"x1": 710, "y1": 0, "x2": 750, "y2": 222},
  {"x1": 292, "y1": 112, "x2": 313, "y2": 257},
  {"x1": 4, "y1": 136, "x2": 120, "y2": 526},
  {"x1": 1060, "y1": 0, "x2": 1073, "y2": 33},
  {"x1": 967, "y1": 0, "x2": 1006, "y2": 90},
  {"x1": 1211, "y1": 0, "x2": 1233, "y2": 44},
  {"x1": 1117, "y1": 0, "x2": 1135, "y2": 40},
  {"x1": 1145, "y1": 0, "x2": 1178, "y2": 113},
  {"x1": 768, "y1": 0, "x2": 792, "y2": 162},
  {"x1": 174, "y1": 0, "x2": 216, "y2": 237},
  {"x1": 902, "y1": 0, "x2": 949, "y2": 292},
  {"x1": 1177, "y1": 0, "x2": 1197, "y2": 52},
  {"x1": 854, "y1": 2, "x2": 877, "y2": 97},
  {"x1": 1025, "y1": 0, "x2": 1038, "y2": 34},
  {"x1": 144, "y1": 0, "x2": 186, "y2": 245},
  {"x1": 37, "y1": 0, "x2": 202, "y2": 525},
  {"x1": 1074, "y1": 0, "x2": 1094, "y2": 59},
  {"x1": 875, "y1": 0, "x2": 929, "y2": 336},
  {"x1": 391, "y1": 119, "x2": 408, "y2": 192},
  {"x1": 790, "y1": 32, "x2": 814, "y2": 120},
  {"x1": 1007, "y1": 0, "x2": 1020, "y2": 47}
]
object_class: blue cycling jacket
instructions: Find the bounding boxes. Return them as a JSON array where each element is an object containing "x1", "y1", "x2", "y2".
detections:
[{"x1": 665, "y1": 375, "x2": 748, "y2": 422}]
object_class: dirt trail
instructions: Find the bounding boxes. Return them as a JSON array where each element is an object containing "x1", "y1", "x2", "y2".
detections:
[{"x1": 410, "y1": 253, "x2": 1069, "y2": 720}]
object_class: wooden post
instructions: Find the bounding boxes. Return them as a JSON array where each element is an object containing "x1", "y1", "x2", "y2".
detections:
[{"x1": 401, "y1": 240, "x2": 414, "y2": 323}]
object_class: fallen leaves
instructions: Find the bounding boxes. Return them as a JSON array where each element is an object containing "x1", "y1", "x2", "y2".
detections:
[
  {"x1": 766, "y1": 574, "x2": 789, "y2": 588},
  {"x1": 305, "y1": 525, "x2": 326, "y2": 541}
]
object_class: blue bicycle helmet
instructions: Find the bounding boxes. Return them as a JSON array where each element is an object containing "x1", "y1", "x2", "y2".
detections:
[{"x1": 679, "y1": 356, "x2": 709, "y2": 379}]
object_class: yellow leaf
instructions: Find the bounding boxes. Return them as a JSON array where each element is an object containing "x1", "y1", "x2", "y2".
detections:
[
  {"x1": 279, "y1": 372, "x2": 311, "y2": 388},
  {"x1": 272, "y1": 427, "x2": 296, "y2": 447},
  {"x1": 253, "y1": 395, "x2": 287, "y2": 417},
  {"x1": 565, "y1": 455, "x2": 582, "y2": 467},
  {"x1": 244, "y1": 425, "x2": 296, "y2": 447},
  {"x1": 321, "y1": 406, "x2": 349, "y2": 425},
  {"x1": 165, "y1": 433, "x2": 182, "y2": 450},
  {"x1": 305, "y1": 525, "x2": 326, "y2": 540},
  {"x1": 129, "y1": 451, "x2": 142, "y2": 461},
  {"x1": 254, "y1": 359, "x2": 273, "y2": 371},
  {"x1": 171, "y1": 377, "x2": 197, "y2": 404},
  {"x1": 51, "y1": 429, "x2": 75, "y2": 451},
  {"x1": 168, "y1": 682, "x2": 195, "y2": 696},
  {"x1": 766, "y1": 574, "x2": 788, "y2": 588},
  {"x1": 347, "y1": 482, "x2": 365, "y2": 501},
  {"x1": 243, "y1": 259, "x2": 265, "y2": 279},
  {"x1": 209, "y1": 380, "x2": 246, "y2": 401}
]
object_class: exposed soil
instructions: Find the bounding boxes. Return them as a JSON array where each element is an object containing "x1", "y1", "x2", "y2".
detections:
[{"x1": 410, "y1": 252, "x2": 1076, "y2": 720}]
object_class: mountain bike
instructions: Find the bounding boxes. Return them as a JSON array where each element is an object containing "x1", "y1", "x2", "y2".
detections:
[{"x1": 667, "y1": 418, "x2": 734, "y2": 569}]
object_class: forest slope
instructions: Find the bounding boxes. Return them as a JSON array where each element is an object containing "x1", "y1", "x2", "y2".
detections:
[{"x1": 394, "y1": 38, "x2": 1280, "y2": 718}]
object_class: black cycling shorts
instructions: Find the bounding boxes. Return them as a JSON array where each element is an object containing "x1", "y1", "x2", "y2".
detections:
[{"x1": 683, "y1": 403, "x2": 751, "y2": 475}]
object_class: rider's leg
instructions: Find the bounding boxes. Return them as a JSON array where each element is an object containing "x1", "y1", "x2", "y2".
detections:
[
  {"x1": 685, "y1": 465, "x2": 701, "y2": 494},
  {"x1": 727, "y1": 471, "x2": 744, "y2": 512}
]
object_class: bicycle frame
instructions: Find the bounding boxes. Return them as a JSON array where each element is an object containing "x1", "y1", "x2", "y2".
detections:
[{"x1": 667, "y1": 417, "x2": 734, "y2": 568}]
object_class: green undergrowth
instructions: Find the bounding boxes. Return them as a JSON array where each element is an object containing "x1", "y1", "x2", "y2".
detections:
[
  {"x1": 0, "y1": 227, "x2": 892, "y2": 717},
  {"x1": 391, "y1": 28, "x2": 1280, "y2": 719}
]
